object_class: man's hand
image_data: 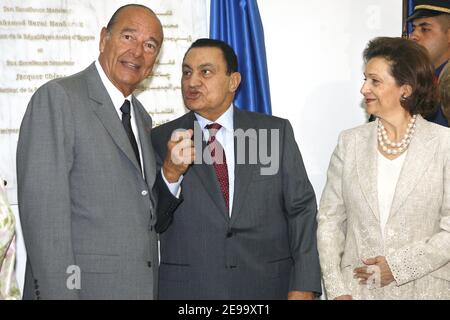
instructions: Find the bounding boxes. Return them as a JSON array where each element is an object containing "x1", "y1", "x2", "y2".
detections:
[
  {"x1": 288, "y1": 291, "x2": 315, "y2": 300},
  {"x1": 353, "y1": 256, "x2": 395, "y2": 288},
  {"x1": 163, "y1": 129, "x2": 195, "y2": 182}
]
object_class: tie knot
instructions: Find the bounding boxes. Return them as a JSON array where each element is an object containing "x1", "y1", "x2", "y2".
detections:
[
  {"x1": 205, "y1": 123, "x2": 222, "y2": 137},
  {"x1": 120, "y1": 100, "x2": 131, "y2": 115}
]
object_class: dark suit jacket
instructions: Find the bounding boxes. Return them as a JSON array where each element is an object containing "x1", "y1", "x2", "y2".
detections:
[
  {"x1": 152, "y1": 107, "x2": 321, "y2": 299},
  {"x1": 17, "y1": 63, "x2": 177, "y2": 299}
]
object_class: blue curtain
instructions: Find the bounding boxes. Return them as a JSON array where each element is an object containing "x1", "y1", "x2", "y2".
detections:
[
  {"x1": 210, "y1": 0, "x2": 272, "y2": 115},
  {"x1": 407, "y1": 0, "x2": 415, "y2": 34}
]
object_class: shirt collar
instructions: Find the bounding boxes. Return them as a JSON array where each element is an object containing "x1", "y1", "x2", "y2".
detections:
[
  {"x1": 95, "y1": 60, "x2": 132, "y2": 110},
  {"x1": 194, "y1": 105, "x2": 234, "y2": 133}
]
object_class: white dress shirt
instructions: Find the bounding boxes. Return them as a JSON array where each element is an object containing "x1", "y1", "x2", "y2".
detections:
[
  {"x1": 95, "y1": 60, "x2": 144, "y2": 177},
  {"x1": 377, "y1": 150, "x2": 407, "y2": 237},
  {"x1": 195, "y1": 106, "x2": 235, "y2": 214}
]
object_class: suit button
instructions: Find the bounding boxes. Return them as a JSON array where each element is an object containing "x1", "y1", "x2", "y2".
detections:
[
  {"x1": 141, "y1": 190, "x2": 148, "y2": 196},
  {"x1": 147, "y1": 261, "x2": 152, "y2": 268},
  {"x1": 35, "y1": 290, "x2": 40, "y2": 296},
  {"x1": 226, "y1": 232, "x2": 233, "y2": 238}
]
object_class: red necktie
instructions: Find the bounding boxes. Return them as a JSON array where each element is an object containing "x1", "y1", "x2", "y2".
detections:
[{"x1": 205, "y1": 123, "x2": 229, "y2": 211}]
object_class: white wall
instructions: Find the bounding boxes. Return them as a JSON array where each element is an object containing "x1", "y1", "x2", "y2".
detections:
[{"x1": 258, "y1": 0, "x2": 402, "y2": 198}]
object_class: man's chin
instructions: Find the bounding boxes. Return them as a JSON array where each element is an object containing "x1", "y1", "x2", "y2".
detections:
[
  {"x1": 183, "y1": 102, "x2": 204, "y2": 112},
  {"x1": 114, "y1": 77, "x2": 142, "y2": 94}
]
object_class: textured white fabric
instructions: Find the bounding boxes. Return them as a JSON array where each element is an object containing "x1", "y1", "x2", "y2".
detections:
[{"x1": 318, "y1": 116, "x2": 450, "y2": 300}]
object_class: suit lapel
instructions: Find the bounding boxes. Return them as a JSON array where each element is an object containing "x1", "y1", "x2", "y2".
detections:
[
  {"x1": 133, "y1": 97, "x2": 156, "y2": 187},
  {"x1": 86, "y1": 63, "x2": 142, "y2": 174},
  {"x1": 388, "y1": 116, "x2": 438, "y2": 219},
  {"x1": 230, "y1": 108, "x2": 256, "y2": 225},
  {"x1": 192, "y1": 154, "x2": 230, "y2": 221},
  {"x1": 356, "y1": 121, "x2": 380, "y2": 222}
]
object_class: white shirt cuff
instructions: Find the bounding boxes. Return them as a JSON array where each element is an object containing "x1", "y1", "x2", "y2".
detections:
[{"x1": 161, "y1": 168, "x2": 182, "y2": 198}]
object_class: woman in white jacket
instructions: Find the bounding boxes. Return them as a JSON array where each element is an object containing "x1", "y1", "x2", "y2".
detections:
[
  {"x1": 0, "y1": 181, "x2": 20, "y2": 299},
  {"x1": 317, "y1": 37, "x2": 450, "y2": 300}
]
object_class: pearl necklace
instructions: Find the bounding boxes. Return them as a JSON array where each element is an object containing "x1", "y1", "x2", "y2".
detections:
[{"x1": 377, "y1": 115, "x2": 417, "y2": 155}]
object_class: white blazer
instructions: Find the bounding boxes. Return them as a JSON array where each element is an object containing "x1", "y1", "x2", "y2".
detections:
[{"x1": 317, "y1": 116, "x2": 450, "y2": 300}]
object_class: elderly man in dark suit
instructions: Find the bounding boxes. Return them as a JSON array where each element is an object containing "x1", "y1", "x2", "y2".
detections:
[
  {"x1": 17, "y1": 4, "x2": 178, "y2": 299},
  {"x1": 152, "y1": 39, "x2": 321, "y2": 300}
]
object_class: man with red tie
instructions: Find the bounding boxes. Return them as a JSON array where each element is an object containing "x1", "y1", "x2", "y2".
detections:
[{"x1": 152, "y1": 39, "x2": 321, "y2": 300}]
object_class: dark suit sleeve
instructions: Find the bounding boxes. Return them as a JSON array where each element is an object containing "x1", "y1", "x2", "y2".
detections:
[
  {"x1": 154, "y1": 170, "x2": 183, "y2": 233},
  {"x1": 16, "y1": 82, "x2": 79, "y2": 299},
  {"x1": 281, "y1": 120, "x2": 322, "y2": 295},
  {"x1": 152, "y1": 139, "x2": 183, "y2": 233}
]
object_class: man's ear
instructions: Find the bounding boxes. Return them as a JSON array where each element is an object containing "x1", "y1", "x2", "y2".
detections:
[
  {"x1": 229, "y1": 72, "x2": 241, "y2": 93},
  {"x1": 99, "y1": 27, "x2": 108, "y2": 53}
]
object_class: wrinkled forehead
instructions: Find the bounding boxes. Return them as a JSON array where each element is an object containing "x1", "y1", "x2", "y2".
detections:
[
  {"x1": 412, "y1": 15, "x2": 438, "y2": 25},
  {"x1": 183, "y1": 47, "x2": 226, "y2": 67},
  {"x1": 112, "y1": 7, "x2": 163, "y2": 38},
  {"x1": 413, "y1": 15, "x2": 450, "y2": 29}
]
